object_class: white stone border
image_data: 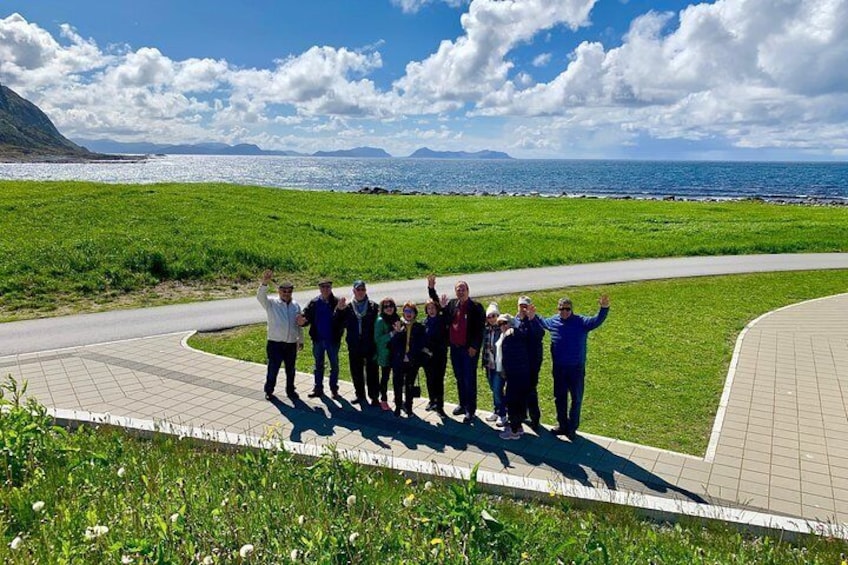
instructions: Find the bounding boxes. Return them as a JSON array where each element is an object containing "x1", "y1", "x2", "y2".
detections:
[
  {"x1": 48, "y1": 407, "x2": 848, "y2": 541},
  {"x1": 704, "y1": 292, "x2": 848, "y2": 462}
]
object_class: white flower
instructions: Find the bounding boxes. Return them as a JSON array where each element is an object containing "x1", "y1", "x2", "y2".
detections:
[
  {"x1": 170, "y1": 513, "x2": 180, "y2": 524},
  {"x1": 121, "y1": 556, "x2": 133, "y2": 564},
  {"x1": 346, "y1": 494, "x2": 356, "y2": 507},
  {"x1": 402, "y1": 494, "x2": 415, "y2": 507},
  {"x1": 9, "y1": 536, "x2": 23, "y2": 550},
  {"x1": 348, "y1": 532, "x2": 359, "y2": 544},
  {"x1": 297, "y1": 515, "x2": 305, "y2": 526},
  {"x1": 32, "y1": 501, "x2": 45, "y2": 512},
  {"x1": 84, "y1": 525, "x2": 109, "y2": 540},
  {"x1": 202, "y1": 557, "x2": 214, "y2": 565},
  {"x1": 239, "y1": 544, "x2": 254, "y2": 558},
  {"x1": 424, "y1": 481, "x2": 433, "y2": 490},
  {"x1": 290, "y1": 548, "x2": 300, "y2": 561},
  {"x1": 117, "y1": 467, "x2": 126, "y2": 478},
  {"x1": 220, "y1": 497, "x2": 229, "y2": 507}
]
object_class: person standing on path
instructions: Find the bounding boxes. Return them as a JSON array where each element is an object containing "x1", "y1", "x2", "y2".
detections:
[
  {"x1": 296, "y1": 278, "x2": 343, "y2": 398},
  {"x1": 427, "y1": 275, "x2": 486, "y2": 424},
  {"x1": 516, "y1": 295, "x2": 546, "y2": 429},
  {"x1": 257, "y1": 270, "x2": 304, "y2": 400},
  {"x1": 482, "y1": 302, "x2": 506, "y2": 427},
  {"x1": 542, "y1": 294, "x2": 610, "y2": 441},
  {"x1": 496, "y1": 310, "x2": 544, "y2": 440},
  {"x1": 335, "y1": 280, "x2": 380, "y2": 405},
  {"x1": 389, "y1": 301, "x2": 426, "y2": 417},
  {"x1": 421, "y1": 298, "x2": 449, "y2": 417},
  {"x1": 374, "y1": 297, "x2": 400, "y2": 410}
]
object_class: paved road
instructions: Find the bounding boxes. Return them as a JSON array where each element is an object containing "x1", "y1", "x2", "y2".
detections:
[{"x1": 2, "y1": 253, "x2": 846, "y2": 356}]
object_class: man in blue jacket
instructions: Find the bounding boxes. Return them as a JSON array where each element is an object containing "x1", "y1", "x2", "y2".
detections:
[{"x1": 543, "y1": 294, "x2": 610, "y2": 441}]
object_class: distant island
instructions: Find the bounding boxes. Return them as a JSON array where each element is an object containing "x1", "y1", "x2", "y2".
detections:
[{"x1": 74, "y1": 139, "x2": 513, "y2": 160}]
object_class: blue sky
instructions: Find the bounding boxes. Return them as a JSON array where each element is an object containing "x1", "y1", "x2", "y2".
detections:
[{"x1": 2, "y1": 0, "x2": 846, "y2": 160}]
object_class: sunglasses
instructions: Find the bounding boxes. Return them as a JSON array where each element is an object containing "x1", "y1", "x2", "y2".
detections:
[
  {"x1": 559, "y1": 307, "x2": 572, "y2": 311},
  {"x1": 403, "y1": 308, "x2": 415, "y2": 314},
  {"x1": 279, "y1": 288, "x2": 293, "y2": 292},
  {"x1": 486, "y1": 314, "x2": 498, "y2": 318},
  {"x1": 382, "y1": 304, "x2": 395, "y2": 309}
]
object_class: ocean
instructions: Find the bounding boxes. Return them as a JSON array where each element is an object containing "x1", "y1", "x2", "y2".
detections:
[{"x1": 1, "y1": 155, "x2": 847, "y2": 202}]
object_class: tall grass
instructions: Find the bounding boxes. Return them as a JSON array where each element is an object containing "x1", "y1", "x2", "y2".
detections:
[
  {"x1": 2, "y1": 377, "x2": 846, "y2": 563},
  {"x1": 190, "y1": 270, "x2": 848, "y2": 454},
  {"x1": 1, "y1": 180, "x2": 846, "y2": 318}
]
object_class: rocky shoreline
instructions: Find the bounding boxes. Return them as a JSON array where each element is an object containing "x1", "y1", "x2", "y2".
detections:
[{"x1": 355, "y1": 186, "x2": 848, "y2": 206}]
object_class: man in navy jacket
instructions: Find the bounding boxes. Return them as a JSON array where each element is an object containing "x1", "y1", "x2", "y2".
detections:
[{"x1": 542, "y1": 294, "x2": 610, "y2": 440}]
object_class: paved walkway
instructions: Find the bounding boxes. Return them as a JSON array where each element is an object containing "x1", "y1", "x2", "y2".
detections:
[{"x1": 2, "y1": 292, "x2": 846, "y2": 535}]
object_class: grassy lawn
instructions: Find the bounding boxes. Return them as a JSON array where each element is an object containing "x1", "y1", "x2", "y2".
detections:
[
  {"x1": 2, "y1": 385, "x2": 846, "y2": 564},
  {"x1": 1, "y1": 180, "x2": 846, "y2": 320},
  {"x1": 190, "y1": 270, "x2": 848, "y2": 455}
]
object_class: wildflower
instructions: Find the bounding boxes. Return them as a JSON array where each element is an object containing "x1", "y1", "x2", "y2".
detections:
[
  {"x1": 239, "y1": 544, "x2": 254, "y2": 558},
  {"x1": 297, "y1": 515, "x2": 305, "y2": 526},
  {"x1": 203, "y1": 557, "x2": 214, "y2": 565},
  {"x1": 405, "y1": 478, "x2": 412, "y2": 485},
  {"x1": 521, "y1": 552, "x2": 529, "y2": 560},
  {"x1": 348, "y1": 532, "x2": 359, "y2": 544},
  {"x1": 84, "y1": 525, "x2": 109, "y2": 540},
  {"x1": 430, "y1": 538, "x2": 443, "y2": 545},
  {"x1": 121, "y1": 556, "x2": 133, "y2": 564},
  {"x1": 117, "y1": 467, "x2": 126, "y2": 478},
  {"x1": 424, "y1": 481, "x2": 433, "y2": 490},
  {"x1": 32, "y1": 501, "x2": 45, "y2": 512},
  {"x1": 221, "y1": 497, "x2": 229, "y2": 507},
  {"x1": 290, "y1": 548, "x2": 300, "y2": 561},
  {"x1": 170, "y1": 513, "x2": 180, "y2": 524},
  {"x1": 346, "y1": 494, "x2": 357, "y2": 507},
  {"x1": 9, "y1": 536, "x2": 23, "y2": 550},
  {"x1": 403, "y1": 493, "x2": 415, "y2": 507}
]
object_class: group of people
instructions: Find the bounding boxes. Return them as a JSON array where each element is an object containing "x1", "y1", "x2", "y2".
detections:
[{"x1": 257, "y1": 270, "x2": 609, "y2": 441}]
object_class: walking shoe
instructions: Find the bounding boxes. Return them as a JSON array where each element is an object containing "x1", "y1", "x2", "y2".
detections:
[
  {"x1": 550, "y1": 427, "x2": 568, "y2": 436},
  {"x1": 495, "y1": 415, "x2": 507, "y2": 428},
  {"x1": 264, "y1": 392, "x2": 275, "y2": 401},
  {"x1": 462, "y1": 414, "x2": 473, "y2": 425},
  {"x1": 566, "y1": 430, "x2": 578, "y2": 442},
  {"x1": 394, "y1": 406, "x2": 402, "y2": 417},
  {"x1": 330, "y1": 388, "x2": 341, "y2": 399},
  {"x1": 499, "y1": 430, "x2": 520, "y2": 440},
  {"x1": 403, "y1": 406, "x2": 413, "y2": 417},
  {"x1": 307, "y1": 388, "x2": 323, "y2": 398},
  {"x1": 529, "y1": 420, "x2": 541, "y2": 432},
  {"x1": 351, "y1": 397, "x2": 364, "y2": 405},
  {"x1": 484, "y1": 413, "x2": 499, "y2": 422},
  {"x1": 425, "y1": 401, "x2": 436, "y2": 412},
  {"x1": 286, "y1": 390, "x2": 299, "y2": 400},
  {"x1": 451, "y1": 406, "x2": 465, "y2": 416}
]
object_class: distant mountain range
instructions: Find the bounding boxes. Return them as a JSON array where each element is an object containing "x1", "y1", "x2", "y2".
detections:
[
  {"x1": 74, "y1": 139, "x2": 513, "y2": 160},
  {"x1": 0, "y1": 84, "x2": 129, "y2": 162}
]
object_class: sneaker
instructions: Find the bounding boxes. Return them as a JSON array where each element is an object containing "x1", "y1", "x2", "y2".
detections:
[
  {"x1": 425, "y1": 402, "x2": 436, "y2": 412},
  {"x1": 499, "y1": 430, "x2": 520, "y2": 440},
  {"x1": 566, "y1": 430, "x2": 578, "y2": 441},
  {"x1": 351, "y1": 397, "x2": 364, "y2": 405},
  {"x1": 484, "y1": 413, "x2": 498, "y2": 422},
  {"x1": 331, "y1": 390, "x2": 342, "y2": 400},
  {"x1": 286, "y1": 390, "x2": 299, "y2": 400},
  {"x1": 264, "y1": 392, "x2": 275, "y2": 401},
  {"x1": 451, "y1": 406, "x2": 465, "y2": 416},
  {"x1": 462, "y1": 414, "x2": 473, "y2": 425},
  {"x1": 550, "y1": 427, "x2": 568, "y2": 436},
  {"x1": 307, "y1": 388, "x2": 323, "y2": 398},
  {"x1": 404, "y1": 406, "x2": 413, "y2": 417},
  {"x1": 495, "y1": 416, "x2": 507, "y2": 428}
]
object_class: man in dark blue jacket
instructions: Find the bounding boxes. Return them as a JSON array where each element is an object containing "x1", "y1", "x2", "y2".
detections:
[
  {"x1": 542, "y1": 294, "x2": 610, "y2": 441},
  {"x1": 334, "y1": 280, "x2": 380, "y2": 405},
  {"x1": 297, "y1": 278, "x2": 343, "y2": 398}
]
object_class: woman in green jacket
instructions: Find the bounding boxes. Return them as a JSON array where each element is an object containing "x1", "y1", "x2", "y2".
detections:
[{"x1": 374, "y1": 297, "x2": 400, "y2": 410}]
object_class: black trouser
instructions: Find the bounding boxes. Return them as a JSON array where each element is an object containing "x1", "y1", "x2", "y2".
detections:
[
  {"x1": 349, "y1": 348, "x2": 379, "y2": 401},
  {"x1": 505, "y1": 370, "x2": 531, "y2": 433},
  {"x1": 393, "y1": 362, "x2": 418, "y2": 411},
  {"x1": 265, "y1": 340, "x2": 297, "y2": 395},
  {"x1": 423, "y1": 350, "x2": 447, "y2": 409},
  {"x1": 379, "y1": 366, "x2": 391, "y2": 402},
  {"x1": 525, "y1": 361, "x2": 542, "y2": 424}
]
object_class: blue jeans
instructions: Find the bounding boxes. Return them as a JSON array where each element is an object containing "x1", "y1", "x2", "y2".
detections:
[
  {"x1": 312, "y1": 339, "x2": 340, "y2": 392},
  {"x1": 450, "y1": 344, "x2": 479, "y2": 415},
  {"x1": 553, "y1": 363, "x2": 585, "y2": 433},
  {"x1": 485, "y1": 367, "x2": 505, "y2": 416}
]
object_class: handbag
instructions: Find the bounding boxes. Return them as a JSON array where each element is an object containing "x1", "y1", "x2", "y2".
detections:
[{"x1": 411, "y1": 373, "x2": 422, "y2": 398}]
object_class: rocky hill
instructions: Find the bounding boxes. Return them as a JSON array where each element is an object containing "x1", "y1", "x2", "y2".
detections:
[{"x1": 0, "y1": 84, "x2": 129, "y2": 162}]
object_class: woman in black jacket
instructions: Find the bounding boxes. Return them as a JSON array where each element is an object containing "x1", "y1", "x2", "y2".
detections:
[
  {"x1": 421, "y1": 298, "x2": 449, "y2": 417},
  {"x1": 389, "y1": 301, "x2": 426, "y2": 417}
]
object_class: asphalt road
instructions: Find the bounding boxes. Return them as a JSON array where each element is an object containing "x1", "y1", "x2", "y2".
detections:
[{"x1": 1, "y1": 253, "x2": 846, "y2": 356}]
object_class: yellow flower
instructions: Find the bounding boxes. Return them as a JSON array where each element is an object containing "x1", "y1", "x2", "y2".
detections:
[
  {"x1": 430, "y1": 538, "x2": 443, "y2": 545},
  {"x1": 405, "y1": 478, "x2": 412, "y2": 485}
]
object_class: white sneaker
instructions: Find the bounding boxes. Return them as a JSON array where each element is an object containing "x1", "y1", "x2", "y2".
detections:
[
  {"x1": 495, "y1": 416, "x2": 507, "y2": 428},
  {"x1": 485, "y1": 413, "x2": 499, "y2": 422},
  {"x1": 499, "y1": 430, "x2": 520, "y2": 440}
]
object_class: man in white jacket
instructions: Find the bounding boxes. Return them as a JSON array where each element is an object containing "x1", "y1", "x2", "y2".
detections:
[{"x1": 257, "y1": 269, "x2": 304, "y2": 400}]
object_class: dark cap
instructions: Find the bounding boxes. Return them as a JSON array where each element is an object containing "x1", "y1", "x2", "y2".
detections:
[
  {"x1": 352, "y1": 279, "x2": 366, "y2": 290},
  {"x1": 278, "y1": 280, "x2": 294, "y2": 290},
  {"x1": 318, "y1": 278, "x2": 332, "y2": 286}
]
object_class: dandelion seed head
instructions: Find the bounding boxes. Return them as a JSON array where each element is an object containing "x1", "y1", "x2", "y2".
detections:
[
  {"x1": 290, "y1": 548, "x2": 300, "y2": 561},
  {"x1": 170, "y1": 513, "x2": 179, "y2": 523},
  {"x1": 297, "y1": 515, "x2": 305, "y2": 526},
  {"x1": 346, "y1": 494, "x2": 357, "y2": 507},
  {"x1": 202, "y1": 557, "x2": 214, "y2": 565},
  {"x1": 32, "y1": 501, "x2": 45, "y2": 512},
  {"x1": 10, "y1": 536, "x2": 23, "y2": 551},
  {"x1": 348, "y1": 532, "x2": 359, "y2": 544},
  {"x1": 117, "y1": 467, "x2": 126, "y2": 478},
  {"x1": 239, "y1": 543, "x2": 255, "y2": 558},
  {"x1": 121, "y1": 556, "x2": 133, "y2": 564},
  {"x1": 402, "y1": 493, "x2": 415, "y2": 507},
  {"x1": 424, "y1": 481, "x2": 433, "y2": 490}
]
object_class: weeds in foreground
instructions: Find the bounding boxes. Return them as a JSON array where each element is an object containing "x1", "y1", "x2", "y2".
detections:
[{"x1": 1, "y1": 377, "x2": 847, "y2": 563}]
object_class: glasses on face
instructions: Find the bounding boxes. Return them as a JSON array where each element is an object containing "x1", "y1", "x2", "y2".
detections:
[
  {"x1": 382, "y1": 304, "x2": 395, "y2": 309},
  {"x1": 559, "y1": 307, "x2": 572, "y2": 312},
  {"x1": 486, "y1": 314, "x2": 497, "y2": 318},
  {"x1": 403, "y1": 308, "x2": 415, "y2": 314},
  {"x1": 279, "y1": 289, "x2": 293, "y2": 293}
]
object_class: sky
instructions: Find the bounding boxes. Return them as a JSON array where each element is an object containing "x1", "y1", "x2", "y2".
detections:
[{"x1": 1, "y1": 0, "x2": 847, "y2": 160}]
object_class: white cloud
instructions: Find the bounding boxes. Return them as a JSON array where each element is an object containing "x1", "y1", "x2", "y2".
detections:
[
  {"x1": 391, "y1": 0, "x2": 469, "y2": 14},
  {"x1": 532, "y1": 52, "x2": 552, "y2": 67}
]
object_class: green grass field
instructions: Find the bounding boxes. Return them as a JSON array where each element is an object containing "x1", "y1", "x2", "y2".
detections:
[
  {"x1": 190, "y1": 270, "x2": 848, "y2": 455},
  {"x1": 1, "y1": 180, "x2": 846, "y2": 319},
  {"x1": 2, "y1": 385, "x2": 846, "y2": 564}
]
